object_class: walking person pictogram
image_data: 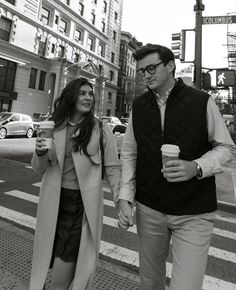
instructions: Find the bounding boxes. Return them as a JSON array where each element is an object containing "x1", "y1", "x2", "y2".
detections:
[{"x1": 218, "y1": 73, "x2": 226, "y2": 85}]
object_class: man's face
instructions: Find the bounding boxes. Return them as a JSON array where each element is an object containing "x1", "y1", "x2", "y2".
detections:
[{"x1": 137, "y1": 52, "x2": 174, "y2": 91}]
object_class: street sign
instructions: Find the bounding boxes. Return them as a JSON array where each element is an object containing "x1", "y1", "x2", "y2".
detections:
[
  {"x1": 216, "y1": 70, "x2": 235, "y2": 87},
  {"x1": 202, "y1": 15, "x2": 236, "y2": 25}
]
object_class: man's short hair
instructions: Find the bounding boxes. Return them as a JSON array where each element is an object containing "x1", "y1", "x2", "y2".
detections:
[{"x1": 133, "y1": 44, "x2": 175, "y2": 65}]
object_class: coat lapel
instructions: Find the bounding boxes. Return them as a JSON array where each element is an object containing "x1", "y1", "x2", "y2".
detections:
[{"x1": 53, "y1": 126, "x2": 67, "y2": 171}]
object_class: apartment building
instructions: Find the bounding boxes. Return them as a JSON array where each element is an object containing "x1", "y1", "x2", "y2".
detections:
[
  {"x1": 0, "y1": 0, "x2": 123, "y2": 116},
  {"x1": 116, "y1": 31, "x2": 142, "y2": 117}
]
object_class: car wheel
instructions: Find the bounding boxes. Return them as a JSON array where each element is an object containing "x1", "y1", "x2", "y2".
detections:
[
  {"x1": 0, "y1": 128, "x2": 7, "y2": 139},
  {"x1": 26, "y1": 128, "x2": 33, "y2": 138}
]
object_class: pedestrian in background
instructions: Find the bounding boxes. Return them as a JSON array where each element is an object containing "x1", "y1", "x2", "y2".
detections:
[
  {"x1": 29, "y1": 77, "x2": 120, "y2": 290},
  {"x1": 117, "y1": 44, "x2": 236, "y2": 290}
]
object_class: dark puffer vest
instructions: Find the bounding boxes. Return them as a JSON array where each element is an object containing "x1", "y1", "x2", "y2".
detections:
[{"x1": 132, "y1": 78, "x2": 216, "y2": 215}]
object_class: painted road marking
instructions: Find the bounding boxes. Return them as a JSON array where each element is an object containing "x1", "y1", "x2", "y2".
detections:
[
  {"x1": 1, "y1": 203, "x2": 235, "y2": 265},
  {"x1": 100, "y1": 241, "x2": 236, "y2": 290},
  {"x1": 0, "y1": 180, "x2": 5, "y2": 183},
  {"x1": 3, "y1": 190, "x2": 39, "y2": 203},
  {"x1": 2, "y1": 190, "x2": 236, "y2": 242},
  {"x1": 0, "y1": 205, "x2": 236, "y2": 289}
]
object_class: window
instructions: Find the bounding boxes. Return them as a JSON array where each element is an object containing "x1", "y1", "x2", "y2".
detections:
[
  {"x1": 0, "y1": 17, "x2": 12, "y2": 42},
  {"x1": 91, "y1": 12, "x2": 96, "y2": 25},
  {"x1": 10, "y1": 114, "x2": 20, "y2": 122},
  {"x1": 112, "y1": 30, "x2": 116, "y2": 42},
  {"x1": 98, "y1": 44, "x2": 105, "y2": 57},
  {"x1": 114, "y1": 12, "x2": 118, "y2": 21},
  {"x1": 41, "y1": 7, "x2": 50, "y2": 25},
  {"x1": 51, "y1": 43, "x2": 55, "y2": 53},
  {"x1": 87, "y1": 37, "x2": 94, "y2": 51},
  {"x1": 93, "y1": 0, "x2": 97, "y2": 4},
  {"x1": 59, "y1": 19, "x2": 67, "y2": 34},
  {"x1": 101, "y1": 21, "x2": 105, "y2": 33},
  {"x1": 0, "y1": 58, "x2": 16, "y2": 91},
  {"x1": 58, "y1": 45, "x2": 65, "y2": 57},
  {"x1": 109, "y1": 70, "x2": 114, "y2": 82},
  {"x1": 74, "y1": 29, "x2": 82, "y2": 42},
  {"x1": 38, "y1": 39, "x2": 46, "y2": 56},
  {"x1": 103, "y1": 1, "x2": 107, "y2": 13},
  {"x1": 107, "y1": 92, "x2": 112, "y2": 104},
  {"x1": 55, "y1": 15, "x2": 59, "y2": 24},
  {"x1": 111, "y1": 52, "x2": 115, "y2": 63},
  {"x1": 5, "y1": 0, "x2": 15, "y2": 4},
  {"x1": 66, "y1": 0, "x2": 70, "y2": 4},
  {"x1": 79, "y1": 3, "x2": 84, "y2": 16},
  {"x1": 74, "y1": 53, "x2": 80, "y2": 63},
  {"x1": 29, "y1": 68, "x2": 38, "y2": 89},
  {"x1": 38, "y1": 71, "x2": 46, "y2": 91}
]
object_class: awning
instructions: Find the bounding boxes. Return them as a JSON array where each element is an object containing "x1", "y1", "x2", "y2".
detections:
[{"x1": 0, "y1": 53, "x2": 31, "y2": 66}]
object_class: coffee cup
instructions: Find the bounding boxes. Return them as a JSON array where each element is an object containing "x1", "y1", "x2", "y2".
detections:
[
  {"x1": 39, "y1": 120, "x2": 55, "y2": 149},
  {"x1": 161, "y1": 144, "x2": 180, "y2": 167}
]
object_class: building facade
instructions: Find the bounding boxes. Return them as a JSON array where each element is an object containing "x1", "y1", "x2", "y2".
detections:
[
  {"x1": 0, "y1": 0, "x2": 123, "y2": 116},
  {"x1": 116, "y1": 31, "x2": 142, "y2": 117}
]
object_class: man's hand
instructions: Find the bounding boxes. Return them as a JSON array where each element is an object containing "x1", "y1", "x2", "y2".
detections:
[
  {"x1": 117, "y1": 199, "x2": 134, "y2": 229},
  {"x1": 162, "y1": 159, "x2": 197, "y2": 182}
]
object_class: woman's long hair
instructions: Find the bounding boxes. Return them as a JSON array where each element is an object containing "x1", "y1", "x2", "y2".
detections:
[{"x1": 51, "y1": 77, "x2": 96, "y2": 156}]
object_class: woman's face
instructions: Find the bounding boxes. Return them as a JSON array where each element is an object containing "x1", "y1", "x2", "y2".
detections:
[{"x1": 75, "y1": 84, "x2": 94, "y2": 114}]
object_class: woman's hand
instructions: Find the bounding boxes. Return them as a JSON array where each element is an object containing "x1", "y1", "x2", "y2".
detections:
[{"x1": 35, "y1": 130, "x2": 48, "y2": 156}]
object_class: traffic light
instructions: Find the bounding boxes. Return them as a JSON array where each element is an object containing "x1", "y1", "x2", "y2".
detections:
[
  {"x1": 202, "y1": 72, "x2": 211, "y2": 90},
  {"x1": 171, "y1": 30, "x2": 186, "y2": 61}
]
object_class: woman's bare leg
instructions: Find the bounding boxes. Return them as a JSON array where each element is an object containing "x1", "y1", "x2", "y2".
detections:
[{"x1": 50, "y1": 257, "x2": 76, "y2": 290}]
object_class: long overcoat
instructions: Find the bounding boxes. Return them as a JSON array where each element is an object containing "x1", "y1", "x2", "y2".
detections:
[{"x1": 29, "y1": 123, "x2": 120, "y2": 290}]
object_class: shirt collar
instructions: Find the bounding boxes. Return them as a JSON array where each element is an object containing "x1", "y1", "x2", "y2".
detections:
[{"x1": 154, "y1": 79, "x2": 177, "y2": 106}]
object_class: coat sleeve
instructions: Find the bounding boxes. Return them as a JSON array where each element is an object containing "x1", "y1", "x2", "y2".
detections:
[
  {"x1": 103, "y1": 123, "x2": 121, "y2": 204},
  {"x1": 31, "y1": 143, "x2": 58, "y2": 174}
]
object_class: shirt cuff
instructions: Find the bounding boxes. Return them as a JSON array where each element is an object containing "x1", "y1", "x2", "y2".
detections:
[{"x1": 119, "y1": 187, "x2": 134, "y2": 203}]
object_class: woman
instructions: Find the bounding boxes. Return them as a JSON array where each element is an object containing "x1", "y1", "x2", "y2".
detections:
[{"x1": 29, "y1": 77, "x2": 120, "y2": 290}]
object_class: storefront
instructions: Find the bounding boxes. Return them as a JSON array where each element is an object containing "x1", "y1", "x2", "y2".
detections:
[{"x1": 0, "y1": 57, "x2": 18, "y2": 111}]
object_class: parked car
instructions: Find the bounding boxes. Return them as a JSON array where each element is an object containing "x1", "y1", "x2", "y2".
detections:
[
  {"x1": 0, "y1": 112, "x2": 34, "y2": 139},
  {"x1": 102, "y1": 116, "x2": 121, "y2": 124},
  {"x1": 32, "y1": 112, "x2": 50, "y2": 136},
  {"x1": 107, "y1": 123, "x2": 127, "y2": 156}
]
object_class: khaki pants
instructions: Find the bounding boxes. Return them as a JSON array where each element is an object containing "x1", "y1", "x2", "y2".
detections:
[{"x1": 136, "y1": 202, "x2": 215, "y2": 290}]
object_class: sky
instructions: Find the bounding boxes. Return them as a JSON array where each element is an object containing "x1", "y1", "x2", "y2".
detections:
[{"x1": 121, "y1": 0, "x2": 236, "y2": 72}]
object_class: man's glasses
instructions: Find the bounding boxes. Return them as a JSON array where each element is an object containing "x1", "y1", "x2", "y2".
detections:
[{"x1": 137, "y1": 61, "x2": 164, "y2": 75}]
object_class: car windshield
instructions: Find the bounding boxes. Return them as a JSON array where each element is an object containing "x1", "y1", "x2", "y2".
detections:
[{"x1": 0, "y1": 113, "x2": 11, "y2": 121}]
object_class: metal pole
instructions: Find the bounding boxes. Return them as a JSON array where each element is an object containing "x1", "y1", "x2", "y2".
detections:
[{"x1": 194, "y1": 0, "x2": 204, "y2": 89}]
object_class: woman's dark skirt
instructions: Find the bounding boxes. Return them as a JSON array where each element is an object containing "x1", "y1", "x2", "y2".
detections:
[{"x1": 52, "y1": 187, "x2": 84, "y2": 263}]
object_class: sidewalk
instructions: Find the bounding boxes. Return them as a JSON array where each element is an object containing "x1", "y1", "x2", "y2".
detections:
[{"x1": 0, "y1": 220, "x2": 140, "y2": 290}]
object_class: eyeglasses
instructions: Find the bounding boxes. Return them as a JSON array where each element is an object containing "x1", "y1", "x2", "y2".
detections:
[{"x1": 137, "y1": 61, "x2": 164, "y2": 75}]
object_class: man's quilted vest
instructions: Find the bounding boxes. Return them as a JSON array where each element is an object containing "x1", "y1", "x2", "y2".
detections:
[{"x1": 132, "y1": 78, "x2": 216, "y2": 215}]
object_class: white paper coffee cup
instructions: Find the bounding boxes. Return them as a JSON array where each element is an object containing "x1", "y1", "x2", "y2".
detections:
[
  {"x1": 39, "y1": 121, "x2": 55, "y2": 149},
  {"x1": 161, "y1": 144, "x2": 180, "y2": 166}
]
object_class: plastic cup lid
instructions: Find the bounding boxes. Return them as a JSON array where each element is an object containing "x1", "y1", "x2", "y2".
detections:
[{"x1": 161, "y1": 144, "x2": 180, "y2": 154}]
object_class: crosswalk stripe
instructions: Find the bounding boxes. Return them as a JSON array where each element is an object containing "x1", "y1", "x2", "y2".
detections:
[
  {"x1": 100, "y1": 241, "x2": 236, "y2": 290},
  {"x1": 0, "y1": 206, "x2": 36, "y2": 229},
  {"x1": 3, "y1": 190, "x2": 39, "y2": 203},
  {"x1": 2, "y1": 190, "x2": 236, "y2": 242},
  {"x1": 0, "y1": 204, "x2": 236, "y2": 289}
]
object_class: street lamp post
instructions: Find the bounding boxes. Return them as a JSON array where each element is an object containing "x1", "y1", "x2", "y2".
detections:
[{"x1": 194, "y1": 0, "x2": 205, "y2": 89}]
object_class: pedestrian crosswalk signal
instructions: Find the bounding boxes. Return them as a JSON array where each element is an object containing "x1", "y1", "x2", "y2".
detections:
[{"x1": 171, "y1": 30, "x2": 186, "y2": 61}]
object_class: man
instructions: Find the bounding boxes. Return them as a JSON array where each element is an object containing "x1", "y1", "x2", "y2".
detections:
[{"x1": 117, "y1": 44, "x2": 235, "y2": 290}]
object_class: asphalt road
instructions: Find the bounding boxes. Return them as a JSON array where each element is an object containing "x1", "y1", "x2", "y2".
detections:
[
  {"x1": 0, "y1": 138, "x2": 236, "y2": 289},
  {"x1": 0, "y1": 137, "x2": 35, "y2": 164}
]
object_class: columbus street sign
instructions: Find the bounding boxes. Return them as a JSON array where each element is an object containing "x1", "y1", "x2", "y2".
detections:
[{"x1": 202, "y1": 15, "x2": 236, "y2": 25}]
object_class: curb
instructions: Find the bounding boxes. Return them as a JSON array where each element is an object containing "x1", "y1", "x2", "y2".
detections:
[{"x1": 217, "y1": 200, "x2": 236, "y2": 214}]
